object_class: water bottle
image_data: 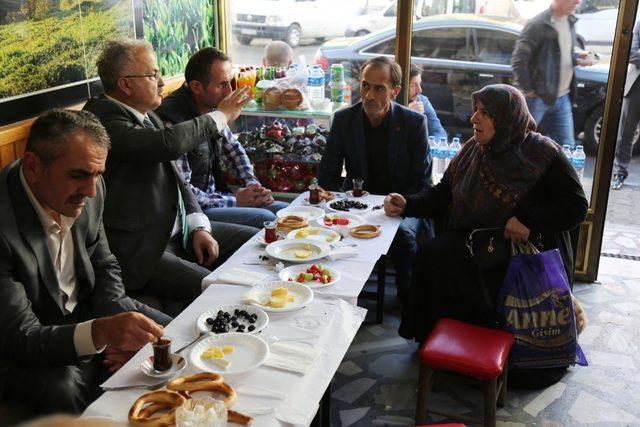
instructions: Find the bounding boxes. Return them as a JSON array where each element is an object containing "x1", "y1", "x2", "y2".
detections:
[
  {"x1": 286, "y1": 64, "x2": 297, "y2": 78},
  {"x1": 562, "y1": 144, "x2": 573, "y2": 159},
  {"x1": 449, "y1": 137, "x2": 461, "y2": 161},
  {"x1": 438, "y1": 136, "x2": 450, "y2": 171},
  {"x1": 308, "y1": 65, "x2": 325, "y2": 100},
  {"x1": 572, "y1": 145, "x2": 586, "y2": 181},
  {"x1": 428, "y1": 136, "x2": 436, "y2": 154}
]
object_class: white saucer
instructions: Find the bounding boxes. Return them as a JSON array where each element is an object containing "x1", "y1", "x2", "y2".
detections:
[
  {"x1": 345, "y1": 190, "x2": 370, "y2": 197},
  {"x1": 254, "y1": 234, "x2": 285, "y2": 246},
  {"x1": 141, "y1": 353, "x2": 186, "y2": 378}
]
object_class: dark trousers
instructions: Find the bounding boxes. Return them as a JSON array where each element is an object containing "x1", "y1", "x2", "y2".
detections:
[
  {"x1": 387, "y1": 217, "x2": 428, "y2": 297},
  {"x1": 614, "y1": 81, "x2": 640, "y2": 177},
  {"x1": 2, "y1": 358, "x2": 105, "y2": 416}
]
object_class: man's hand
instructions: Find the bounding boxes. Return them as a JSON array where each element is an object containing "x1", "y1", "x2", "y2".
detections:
[
  {"x1": 103, "y1": 348, "x2": 136, "y2": 374},
  {"x1": 192, "y1": 229, "x2": 219, "y2": 267},
  {"x1": 92, "y1": 312, "x2": 163, "y2": 351},
  {"x1": 503, "y1": 216, "x2": 530, "y2": 243},
  {"x1": 408, "y1": 100, "x2": 425, "y2": 114},
  {"x1": 384, "y1": 193, "x2": 407, "y2": 217},
  {"x1": 216, "y1": 86, "x2": 251, "y2": 123},
  {"x1": 253, "y1": 184, "x2": 274, "y2": 206},
  {"x1": 236, "y1": 186, "x2": 262, "y2": 207}
]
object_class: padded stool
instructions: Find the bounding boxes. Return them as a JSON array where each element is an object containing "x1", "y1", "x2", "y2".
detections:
[{"x1": 415, "y1": 318, "x2": 514, "y2": 427}]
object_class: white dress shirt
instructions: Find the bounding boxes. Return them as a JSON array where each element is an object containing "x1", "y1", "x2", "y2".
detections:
[
  {"x1": 104, "y1": 95, "x2": 215, "y2": 236},
  {"x1": 20, "y1": 169, "x2": 100, "y2": 356}
]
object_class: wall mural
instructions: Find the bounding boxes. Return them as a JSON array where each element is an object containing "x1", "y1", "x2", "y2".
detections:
[{"x1": 0, "y1": 0, "x2": 216, "y2": 126}]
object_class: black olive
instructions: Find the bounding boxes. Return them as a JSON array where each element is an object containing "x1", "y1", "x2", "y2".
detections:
[{"x1": 248, "y1": 325, "x2": 256, "y2": 332}]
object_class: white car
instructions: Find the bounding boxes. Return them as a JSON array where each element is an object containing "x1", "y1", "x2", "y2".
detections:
[
  {"x1": 232, "y1": 0, "x2": 366, "y2": 47},
  {"x1": 575, "y1": 7, "x2": 618, "y2": 49}
]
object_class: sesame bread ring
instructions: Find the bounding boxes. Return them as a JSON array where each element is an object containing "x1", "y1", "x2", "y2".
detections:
[
  {"x1": 180, "y1": 381, "x2": 237, "y2": 407},
  {"x1": 128, "y1": 390, "x2": 185, "y2": 426},
  {"x1": 318, "y1": 187, "x2": 335, "y2": 202},
  {"x1": 166, "y1": 372, "x2": 223, "y2": 392},
  {"x1": 229, "y1": 409, "x2": 254, "y2": 425},
  {"x1": 349, "y1": 224, "x2": 381, "y2": 239},
  {"x1": 276, "y1": 215, "x2": 308, "y2": 232}
]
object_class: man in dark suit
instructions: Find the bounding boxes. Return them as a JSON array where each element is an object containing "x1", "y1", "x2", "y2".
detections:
[
  {"x1": 0, "y1": 109, "x2": 170, "y2": 415},
  {"x1": 83, "y1": 39, "x2": 257, "y2": 311},
  {"x1": 318, "y1": 56, "x2": 432, "y2": 299},
  {"x1": 612, "y1": 20, "x2": 640, "y2": 190}
]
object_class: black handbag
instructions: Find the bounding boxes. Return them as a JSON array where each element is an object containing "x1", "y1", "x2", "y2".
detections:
[{"x1": 465, "y1": 227, "x2": 510, "y2": 271}]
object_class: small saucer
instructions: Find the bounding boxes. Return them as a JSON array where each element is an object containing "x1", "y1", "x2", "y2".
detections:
[
  {"x1": 345, "y1": 190, "x2": 369, "y2": 198},
  {"x1": 141, "y1": 353, "x2": 186, "y2": 378},
  {"x1": 301, "y1": 198, "x2": 326, "y2": 207},
  {"x1": 255, "y1": 234, "x2": 285, "y2": 246}
]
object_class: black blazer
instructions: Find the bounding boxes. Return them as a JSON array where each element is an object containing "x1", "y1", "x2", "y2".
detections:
[
  {"x1": 318, "y1": 101, "x2": 431, "y2": 195},
  {"x1": 0, "y1": 161, "x2": 169, "y2": 381},
  {"x1": 83, "y1": 96, "x2": 219, "y2": 290}
]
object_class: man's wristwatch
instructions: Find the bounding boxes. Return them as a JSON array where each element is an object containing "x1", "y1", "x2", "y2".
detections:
[{"x1": 190, "y1": 226, "x2": 212, "y2": 237}]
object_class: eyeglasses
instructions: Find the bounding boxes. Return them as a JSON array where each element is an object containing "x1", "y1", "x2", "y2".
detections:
[{"x1": 122, "y1": 71, "x2": 161, "y2": 81}]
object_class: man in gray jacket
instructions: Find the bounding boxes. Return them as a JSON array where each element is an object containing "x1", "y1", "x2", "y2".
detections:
[{"x1": 512, "y1": 0, "x2": 594, "y2": 147}]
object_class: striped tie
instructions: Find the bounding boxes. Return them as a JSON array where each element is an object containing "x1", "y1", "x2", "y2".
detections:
[{"x1": 141, "y1": 115, "x2": 189, "y2": 248}]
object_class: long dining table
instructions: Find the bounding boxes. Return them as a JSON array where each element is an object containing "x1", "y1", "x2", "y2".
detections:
[{"x1": 83, "y1": 192, "x2": 401, "y2": 425}]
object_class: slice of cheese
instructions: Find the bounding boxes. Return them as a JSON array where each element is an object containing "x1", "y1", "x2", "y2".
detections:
[
  {"x1": 271, "y1": 287, "x2": 289, "y2": 297},
  {"x1": 222, "y1": 345, "x2": 234, "y2": 354},
  {"x1": 268, "y1": 296, "x2": 288, "y2": 308},
  {"x1": 206, "y1": 357, "x2": 230, "y2": 370},
  {"x1": 294, "y1": 249, "x2": 312, "y2": 259}
]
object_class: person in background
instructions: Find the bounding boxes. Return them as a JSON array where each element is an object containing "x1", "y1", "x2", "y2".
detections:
[
  {"x1": 263, "y1": 40, "x2": 293, "y2": 68},
  {"x1": 611, "y1": 20, "x2": 640, "y2": 190},
  {"x1": 407, "y1": 64, "x2": 447, "y2": 142},
  {"x1": 319, "y1": 56, "x2": 431, "y2": 300},
  {"x1": 84, "y1": 39, "x2": 257, "y2": 313},
  {"x1": 512, "y1": 0, "x2": 596, "y2": 148},
  {"x1": 156, "y1": 47, "x2": 288, "y2": 229},
  {"x1": 0, "y1": 110, "x2": 170, "y2": 416}
]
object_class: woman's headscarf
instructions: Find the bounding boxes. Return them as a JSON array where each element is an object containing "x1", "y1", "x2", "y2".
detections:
[{"x1": 444, "y1": 84, "x2": 559, "y2": 229}]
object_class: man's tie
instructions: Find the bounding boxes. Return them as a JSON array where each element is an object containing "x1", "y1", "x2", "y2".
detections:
[{"x1": 141, "y1": 115, "x2": 190, "y2": 249}]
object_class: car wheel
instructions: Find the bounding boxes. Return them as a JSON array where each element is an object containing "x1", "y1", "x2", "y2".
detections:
[
  {"x1": 583, "y1": 104, "x2": 640, "y2": 155},
  {"x1": 355, "y1": 30, "x2": 370, "y2": 37},
  {"x1": 238, "y1": 35, "x2": 253, "y2": 45},
  {"x1": 284, "y1": 24, "x2": 302, "y2": 47}
]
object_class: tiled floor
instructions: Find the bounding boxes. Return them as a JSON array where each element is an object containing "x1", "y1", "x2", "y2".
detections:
[{"x1": 331, "y1": 255, "x2": 640, "y2": 426}]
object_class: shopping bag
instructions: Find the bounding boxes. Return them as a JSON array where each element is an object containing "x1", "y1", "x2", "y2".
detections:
[{"x1": 496, "y1": 243, "x2": 588, "y2": 369}]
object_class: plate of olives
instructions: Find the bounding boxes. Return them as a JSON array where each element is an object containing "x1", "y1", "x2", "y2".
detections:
[{"x1": 196, "y1": 304, "x2": 269, "y2": 335}]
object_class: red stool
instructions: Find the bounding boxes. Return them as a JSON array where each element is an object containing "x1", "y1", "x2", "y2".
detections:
[{"x1": 415, "y1": 318, "x2": 514, "y2": 427}]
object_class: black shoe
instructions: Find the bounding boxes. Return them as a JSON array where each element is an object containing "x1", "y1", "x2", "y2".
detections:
[{"x1": 611, "y1": 174, "x2": 627, "y2": 190}]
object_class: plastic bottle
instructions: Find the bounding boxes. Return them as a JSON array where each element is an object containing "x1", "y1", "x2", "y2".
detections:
[
  {"x1": 449, "y1": 137, "x2": 461, "y2": 161},
  {"x1": 562, "y1": 144, "x2": 573, "y2": 159},
  {"x1": 437, "y1": 136, "x2": 450, "y2": 171},
  {"x1": 572, "y1": 145, "x2": 586, "y2": 181},
  {"x1": 428, "y1": 136, "x2": 436, "y2": 153},
  {"x1": 308, "y1": 64, "x2": 325, "y2": 101},
  {"x1": 286, "y1": 64, "x2": 298, "y2": 78},
  {"x1": 292, "y1": 55, "x2": 309, "y2": 88}
]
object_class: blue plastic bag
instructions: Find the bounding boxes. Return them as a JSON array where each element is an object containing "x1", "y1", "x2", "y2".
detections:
[{"x1": 496, "y1": 248, "x2": 588, "y2": 369}]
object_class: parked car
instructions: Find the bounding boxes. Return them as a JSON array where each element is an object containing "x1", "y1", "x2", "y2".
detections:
[
  {"x1": 232, "y1": 0, "x2": 366, "y2": 47},
  {"x1": 315, "y1": 14, "x2": 617, "y2": 154},
  {"x1": 574, "y1": 1, "x2": 618, "y2": 49}
]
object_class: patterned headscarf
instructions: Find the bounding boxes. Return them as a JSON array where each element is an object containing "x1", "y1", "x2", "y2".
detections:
[{"x1": 445, "y1": 84, "x2": 559, "y2": 229}]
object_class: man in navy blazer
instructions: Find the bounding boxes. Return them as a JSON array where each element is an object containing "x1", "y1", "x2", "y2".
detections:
[{"x1": 319, "y1": 56, "x2": 432, "y2": 299}]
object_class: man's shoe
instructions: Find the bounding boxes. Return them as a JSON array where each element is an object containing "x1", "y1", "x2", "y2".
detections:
[{"x1": 611, "y1": 174, "x2": 627, "y2": 190}]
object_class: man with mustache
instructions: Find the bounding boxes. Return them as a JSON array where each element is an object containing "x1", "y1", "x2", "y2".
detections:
[
  {"x1": 0, "y1": 109, "x2": 170, "y2": 416},
  {"x1": 318, "y1": 56, "x2": 432, "y2": 300},
  {"x1": 84, "y1": 39, "x2": 257, "y2": 314}
]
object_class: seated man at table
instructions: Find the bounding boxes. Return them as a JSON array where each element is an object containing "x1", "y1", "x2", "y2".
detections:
[
  {"x1": 318, "y1": 56, "x2": 432, "y2": 299},
  {"x1": 0, "y1": 109, "x2": 169, "y2": 416},
  {"x1": 83, "y1": 39, "x2": 258, "y2": 312},
  {"x1": 156, "y1": 47, "x2": 288, "y2": 229},
  {"x1": 407, "y1": 64, "x2": 447, "y2": 141}
]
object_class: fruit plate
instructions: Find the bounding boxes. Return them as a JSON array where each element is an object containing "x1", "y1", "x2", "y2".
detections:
[
  {"x1": 286, "y1": 226, "x2": 341, "y2": 244},
  {"x1": 243, "y1": 281, "x2": 314, "y2": 312},
  {"x1": 276, "y1": 206, "x2": 325, "y2": 222},
  {"x1": 317, "y1": 212, "x2": 364, "y2": 229},
  {"x1": 326, "y1": 198, "x2": 372, "y2": 214},
  {"x1": 190, "y1": 333, "x2": 269, "y2": 376},
  {"x1": 265, "y1": 238, "x2": 331, "y2": 263},
  {"x1": 196, "y1": 304, "x2": 269, "y2": 335},
  {"x1": 278, "y1": 263, "x2": 340, "y2": 288}
]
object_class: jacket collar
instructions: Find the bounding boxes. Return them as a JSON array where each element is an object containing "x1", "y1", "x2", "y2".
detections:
[{"x1": 542, "y1": 7, "x2": 578, "y2": 26}]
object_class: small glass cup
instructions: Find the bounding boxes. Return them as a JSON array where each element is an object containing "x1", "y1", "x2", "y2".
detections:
[
  {"x1": 308, "y1": 183, "x2": 320, "y2": 205},
  {"x1": 152, "y1": 337, "x2": 172, "y2": 372},
  {"x1": 175, "y1": 397, "x2": 227, "y2": 427},
  {"x1": 264, "y1": 220, "x2": 278, "y2": 243},
  {"x1": 352, "y1": 178, "x2": 364, "y2": 197}
]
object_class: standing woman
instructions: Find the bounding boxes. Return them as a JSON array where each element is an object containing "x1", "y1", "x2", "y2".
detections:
[{"x1": 384, "y1": 84, "x2": 588, "y2": 343}]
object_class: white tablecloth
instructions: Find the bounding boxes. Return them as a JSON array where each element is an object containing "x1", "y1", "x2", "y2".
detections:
[{"x1": 83, "y1": 285, "x2": 366, "y2": 426}]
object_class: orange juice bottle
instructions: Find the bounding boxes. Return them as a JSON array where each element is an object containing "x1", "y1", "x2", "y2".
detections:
[
  {"x1": 247, "y1": 66, "x2": 256, "y2": 97},
  {"x1": 237, "y1": 68, "x2": 248, "y2": 91}
]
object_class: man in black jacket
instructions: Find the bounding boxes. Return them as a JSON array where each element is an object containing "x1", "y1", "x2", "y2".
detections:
[
  {"x1": 84, "y1": 39, "x2": 257, "y2": 311},
  {"x1": 512, "y1": 0, "x2": 595, "y2": 147}
]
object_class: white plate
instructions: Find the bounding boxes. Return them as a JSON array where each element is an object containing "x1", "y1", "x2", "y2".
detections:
[
  {"x1": 317, "y1": 212, "x2": 365, "y2": 229},
  {"x1": 245, "y1": 281, "x2": 314, "y2": 312},
  {"x1": 191, "y1": 333, "x2": 269, "y2": 376},
  {"x1": 254, "y1": 233, "x2": 285, "y2": 246},
  {"x1": 326, "y1": 198, "x2": 372, "y2": 214},
  {"x1": 196, "y1": 304, "x2": 269, "y2": 335},
  {"x1": 345, "y1": 190, "x2": 370, "y2": 197},
  {"x1": 286, "y1": 226, "x2": 341, "y2": 243},
  {"x1": 276, "y1": 206, "x2": 325, "y2": 222},
  {"x1": 141, "y1": 353, "x2": 187, "y2": 378},
  {"x1": 265, "y1": 238, "x2": 331, "y2": 263},
  {"x1": 279, "y1": 263, "x2": 340, "y2": 288}
]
